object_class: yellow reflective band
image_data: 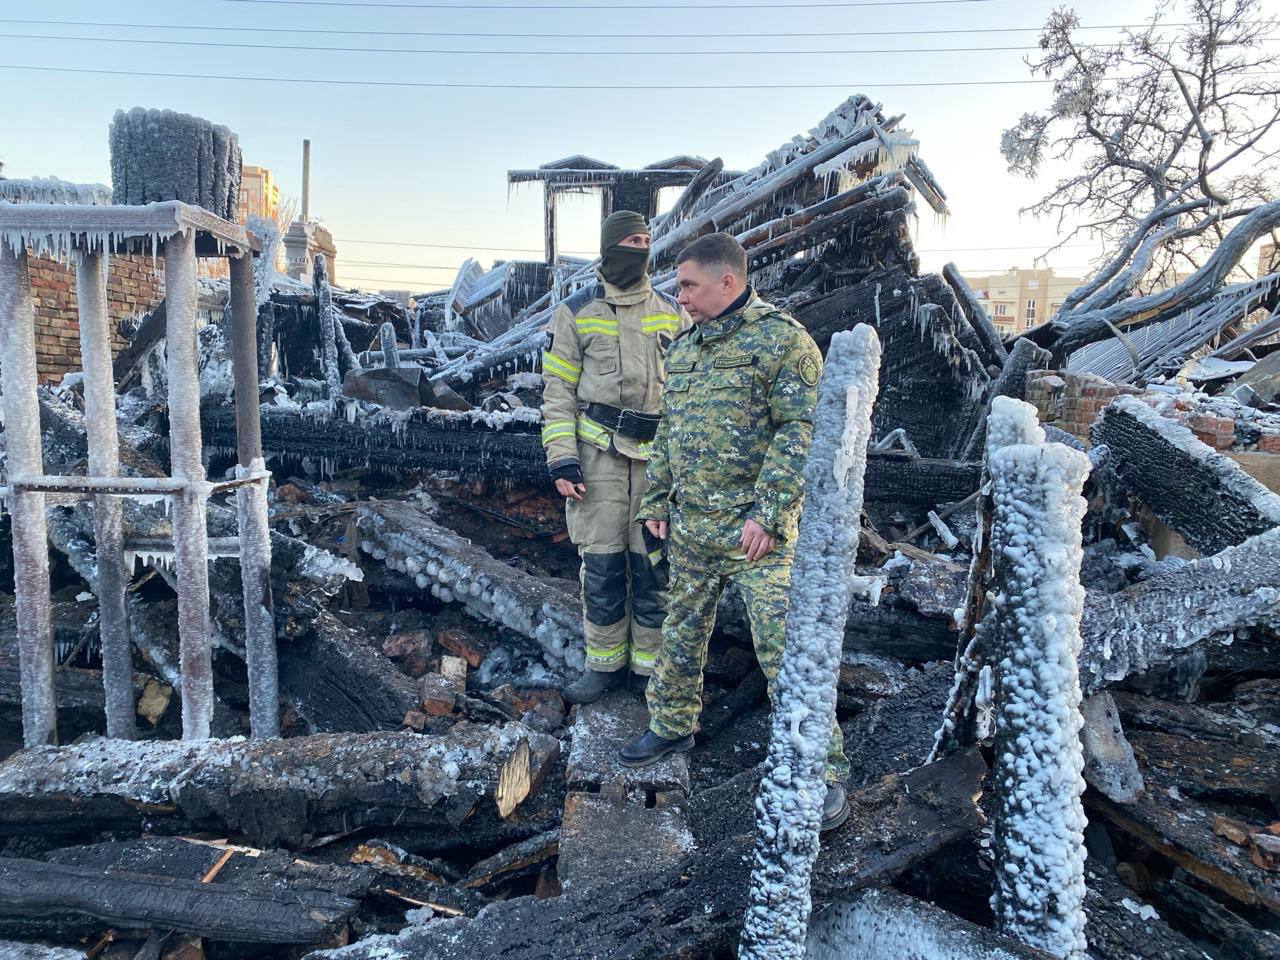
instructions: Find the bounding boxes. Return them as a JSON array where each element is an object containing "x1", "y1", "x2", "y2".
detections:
[
  {"x1": 641, "y1": 313, "x2": 680, "y2": 335},
  {"x1": 541, "y1": 351, "x2": 581, "y2": 385},
  {"x1": 541, "y1": 420, "x2": 576, "y2": 445},
  {"x1": 575, "y1": 316, "x2": 619, "y2": 336},
  {"x1": 586, "y1": 642, "x2": 628, "y2": 660},
  {"x1": 635, "y1": 439, "x2": 653, "y2": 460},
  {"x1": 576, "y1": 415, "x2": 611, "y2": 450},
  {"x1": 631, "y1": 650, "x2": 657, "y2": 665},
  {"x1": 647, "y1": 548, "x2": 663, "y2": 567}
]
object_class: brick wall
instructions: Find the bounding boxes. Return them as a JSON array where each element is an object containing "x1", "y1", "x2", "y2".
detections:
[
  {"x1": 1024, "y1": 368, "x2": 1280, "y2": 453},
  {"x1": 1023, "y1": 370, "x2": 1145, "y2": 444},
  {"x1": 28, "y1": 254, "x2": 165, "y2": 384}
]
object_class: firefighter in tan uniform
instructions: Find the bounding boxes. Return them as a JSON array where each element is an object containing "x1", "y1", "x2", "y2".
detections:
[{"x1": 541, "y1": 210, "x2": 691, "y2": 704}]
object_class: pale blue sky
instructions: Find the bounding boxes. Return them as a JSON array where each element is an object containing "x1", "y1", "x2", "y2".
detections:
[{"x1": 0, "y1": 0, "x2": 1242, "y2": 290}]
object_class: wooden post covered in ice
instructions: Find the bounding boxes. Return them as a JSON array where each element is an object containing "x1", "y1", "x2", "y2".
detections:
[
  {"x1": 229, "y1": 251, "x2": 279, "y2": 738},
  {"x1": 76, "y1": 250, "x2": 135, "y2": 740},
  {"x1": 739, "y1": 325, "x2": 882, "y2": 960},
  {"x1": 0, "y1": 244, "x2": 56, "y2": 747},
  {"x1": 984, "y1": 398, "x2": 1091, "y2": 960},
  {"x1": 164, "y1": 228, "x2": 215, "y2": 740}
]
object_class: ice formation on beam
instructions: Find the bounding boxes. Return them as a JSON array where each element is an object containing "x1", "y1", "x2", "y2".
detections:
[
  {"x1": 739, "y1": 324, "x2": 882, "y2": 960},
  {"x1": 356, "y1": 501, "x2": 584, "y2": 671},
  {"x1": 0, "y1": 176, "x2": 111, "y2": 206},
  {"x1": 807, "y1": 888, "x2": 1044, "y2": 960},
  {"x1": 985, "y1": 399, "x2": 1091, "y2": 960}
]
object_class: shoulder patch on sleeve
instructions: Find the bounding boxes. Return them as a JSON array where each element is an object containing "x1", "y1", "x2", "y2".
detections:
[
  {"x1": 563, "y1": 284, "x2": 601, "y2": 316},
  {"x1": 798, "y1": 352, "x2": 821, "y2": 387}
]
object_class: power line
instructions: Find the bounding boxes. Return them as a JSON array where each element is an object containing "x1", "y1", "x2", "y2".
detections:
[
  {"x1": 343, "y1": 259, "x2": 464, "y2": 269},
  {"x1": 0, "y1": 32, "x2": 1057, "y2": 56},
  {"x1": 220, "y1": 0, "x2": 992, "y2": 9},
  {"x1": 336, "y1": 237, "x2": 584, "y2": 253},
  {"x1": 0, "y1": 17, "x2": 1193, "y2": 39},
  {"x1": 0, "y1": 62, "x2": 1057, "y2": 90}
]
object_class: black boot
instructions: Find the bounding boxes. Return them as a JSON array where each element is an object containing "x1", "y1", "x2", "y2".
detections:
[
  {"x1": 562, "y1": 668, "x2": 624, "y2": 705},
  {"x1": 619, "y1": 729, "x2": 694, "y2": 767},
  {"x1": 628, "y1": 671, "x2": 650, "y2": 696},
  {"x1": 821, "y1": 783, "x2": 850, "y2": 833}
]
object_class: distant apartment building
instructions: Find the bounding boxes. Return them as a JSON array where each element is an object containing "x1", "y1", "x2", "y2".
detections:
[
  {"x1": 237, "y1": 165, "x2": 280, "y2": 223},
  {"x1": 962, "y1": 267, "x2": 1084, "y2": 335}
]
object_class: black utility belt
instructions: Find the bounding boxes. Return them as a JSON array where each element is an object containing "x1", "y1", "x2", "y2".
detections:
[{"x1": 585, "y1": 403, "x2": 661, "y2": 442}]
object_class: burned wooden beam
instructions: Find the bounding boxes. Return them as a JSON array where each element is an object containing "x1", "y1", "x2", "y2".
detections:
[
  {"x1": 356, "y1": 499, "x2": 583, "y2": 671},
  {"x1": 277, "y1": 608, "x2": 421, "y2": 734},
  {"x1": 1094, "y1": 396, "x2": 1280, "y2": 555},
  {"x1": 0, "y1": 848, "x2": 360, "y2": 945},
  {"x1": 1077, "y1": 526, "x2": 1280, "y2": 696},
  {"x1": 0, "y1": 722, "x2": 559, "y2": 849},
  {"x1": 306, "y1": 749, "x2": 987, "y2": 960},
  {"x1": 864, "y1": 450, "x2": 982, "y2": 506},
  {"x1": 203, "y1": 403, "x2": 550, "y2": 485}
]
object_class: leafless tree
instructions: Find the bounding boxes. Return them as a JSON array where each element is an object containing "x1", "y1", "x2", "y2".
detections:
[{"x1": 1002, "y1": 0, "x2": 1280, "y2": 356}]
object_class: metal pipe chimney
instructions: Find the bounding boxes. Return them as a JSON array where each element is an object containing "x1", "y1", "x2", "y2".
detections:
[{"x1": 301, "y1": 139, "x2": 311, "y2": 221}]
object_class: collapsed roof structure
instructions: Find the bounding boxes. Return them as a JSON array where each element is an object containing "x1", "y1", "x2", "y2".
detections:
[{"x1": 0, "y1": 95, "x2": 1278, "y2": 960}]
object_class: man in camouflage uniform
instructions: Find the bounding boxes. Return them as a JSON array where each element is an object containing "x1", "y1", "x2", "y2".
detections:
[
  {"x1": 619, "y1": 232, "x2": 850, "y2": 831},
  {"x1": 541, "y1": 210, "x2": 691, "y2": 704}
]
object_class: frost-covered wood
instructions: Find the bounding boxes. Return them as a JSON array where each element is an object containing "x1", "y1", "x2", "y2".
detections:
[
  {"x1": 75, "y1": 250, "x2": 135, "y2": 741},
  {"x1": 0, "y1": 245, "x2": 56, "y2": 748},
  {"x1": 807, "y1": 888, "x2": 1053, "y2": 960},
  {"x1": 985, "y1": 400, "x2": 1091, "y2": 960},
  {"x1": 943, "y1": 261, "x2": 1009, "y2": 368},
  {"x1": 740, "y1": 325, "x2": 881, "y2": 959},
  {"x1": 108, "y1": 107, "x2": 242, "y2": 220},
  {"x1": 960, "y1": 337, "x2": 1055, "y2": 461},
  {"x1": 1094, "y1": 396, "x2": 1280, "y2": 554},
  {"x1": 357, "y1": 500, "x2": 583, "y2": 671},
  {"x1": 304, "y1": 749, "x2": 986, "y2": 960},
  {"x1": 0, "y1": 722, "x2": 558, "y2": 849},
  {"x1": 1077, "y1": 525, "x2": 1280, "y2": 696}
]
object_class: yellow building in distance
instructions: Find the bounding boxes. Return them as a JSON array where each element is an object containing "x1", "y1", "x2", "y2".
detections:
[
  {"x1": 237, "y1": 165, "x2": 280, "y2": 223},
  {"x1": 961, "y1": 267, "x2": 1084, "y2": 336}
]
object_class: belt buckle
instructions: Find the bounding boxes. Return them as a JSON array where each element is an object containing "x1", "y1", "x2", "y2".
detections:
[{"x1": 618, "y1": 408, "x2": 642, "y2": 433}]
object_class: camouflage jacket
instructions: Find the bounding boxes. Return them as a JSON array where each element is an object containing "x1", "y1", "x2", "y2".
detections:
[
  {"x1": 540, "y1": 274, "x2": 690, "y2": 465},
  {"x1": 636, "y1": 291, "x2": 822, "y2": 554}
]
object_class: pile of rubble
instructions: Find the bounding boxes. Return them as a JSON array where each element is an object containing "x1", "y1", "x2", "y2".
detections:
[{"x1": 0, "y1": 95, "x2": 1278, "y2": 960}]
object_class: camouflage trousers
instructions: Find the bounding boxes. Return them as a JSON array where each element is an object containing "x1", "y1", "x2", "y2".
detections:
[
  {"x1": 646, "y1": 546, "x2": 850, "y2": 784},
  {"x1": 565, "y1": 443, "x2": 666, "y2": 675}
]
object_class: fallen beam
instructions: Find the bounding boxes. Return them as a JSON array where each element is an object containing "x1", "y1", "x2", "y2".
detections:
[
  {"x1": 807, "y1": 888, "x2": 1051, "y2": 960},
  {"x1": 1077, "y1": 526, "x2": 1280, "y2": 696},
  {"x1": 305, "y1": 749, "x2": 987, "y2": 960},
  {"x1": 356, "y1": 499, "x2": 583, "y2": 671},
  {"x1": 277, "y1": 608, "x2": 421, "y2": 733},
  {"x1": 1095, "y1": 396, "x2": 1280, "y2": 554},
  {"x1": 0, "y1": 854, "x2": 358, "y2": 945},
  {"x1": 0, "y1": 722, "x2": 559, "y2": 849}
]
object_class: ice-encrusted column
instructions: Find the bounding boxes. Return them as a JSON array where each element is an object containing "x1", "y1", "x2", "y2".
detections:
[
  {"x1": 164, "y1": 229, "x2": 214, "y2": 740},
  {"x1": 986, "y1": 398, "x2": 1090, "y2": 960},
  {"x1": 930, "y1": 395, "x2": 1046, "y2": 761},
  {"x1": 0, "y1": 244, "x2": 56, "y2": 747},
  {"x1": 76, "y1": 249, "x2": 135, "y2": 739},
  {"x1": 314, "y1": 256, "x2": 342, "y2": 399},
  {"x1": 738, "y1": 324, "x2": 882, "y2": 960},
  {"x1": 230, "y1": 252, "x2": 278, "y2": 738}
]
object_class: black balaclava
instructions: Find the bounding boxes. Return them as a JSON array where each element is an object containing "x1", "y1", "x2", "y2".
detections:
[{"x1": 600, "y1": 210, "x2": 651, "y2": 289}]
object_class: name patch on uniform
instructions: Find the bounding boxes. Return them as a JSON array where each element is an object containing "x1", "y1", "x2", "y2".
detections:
[
  {"x1": 713, "y1": 354, "x2": 755, "y2": 369},
  {"x1": 798, "y1": 353, "x2": 821, "y2": 386},
  {"x1": 667, "y1": 359, "x2": 696, "y2": 373}
]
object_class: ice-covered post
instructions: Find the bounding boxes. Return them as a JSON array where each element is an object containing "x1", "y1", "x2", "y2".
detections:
[
  {"x1": 930, "y1": 395, "x2": 1046, "y2": 761},
  {"x1": 313, "y1": 256, "x2": 342, "y2": 399},
  {"x1": 76, "y1": 249, "x2": 135, "y2": 740},
  {"x1": 986, "y1": 398, "x2": 1090, "y2": 960},
  {"x1": 739, "y1": 324, "x2": 882, "y2": 960},
  {"x1": 379, "y1": 321, "x2": 400, "y2": 369},
  {"x1": 229, "y1": 252, "x2": 279, "y2": 739},
  {"x1": 0, "y1": 244, "x2": 56, "y2": 747},
  {"x1": 164, "y1": 229, "x2": 215, "y2": 740}
]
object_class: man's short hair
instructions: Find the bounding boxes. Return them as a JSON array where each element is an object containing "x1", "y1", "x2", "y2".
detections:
[{"x1": 676, "y1": 232, "x2": 747, "y2": 280}]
